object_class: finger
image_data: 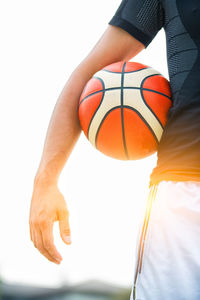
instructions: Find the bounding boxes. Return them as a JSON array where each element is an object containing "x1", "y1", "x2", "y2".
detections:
[
  {"x1": 32, "y1": 228, "x2": 56, "y2": 263},
  {"x1": 40, "y1": 221, "x2": 63, "y2": 262},
  {"x1": 58, "y1": 209, "x2": 71, "y2": 245},
  {"x1": 33, "y1": 223, "x2": 61, "y2": 264}
]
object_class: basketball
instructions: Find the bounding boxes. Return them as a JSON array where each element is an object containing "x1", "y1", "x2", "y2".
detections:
[{"x1": 78, "y1": 61, "x2": 172, "y2": 160}]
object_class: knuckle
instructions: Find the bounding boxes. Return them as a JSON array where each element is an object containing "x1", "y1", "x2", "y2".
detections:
[
  {"x1": 38, "y1": 246, "x2": 47, "y2": 256},
  {"x1": 31, "y1": 218, "x2": 40, "y2": 227},
  {"x1": 60, "y1": 208, "x2": 69, "y2": 217},
  {"x1": 33, "y1": 241, "x2": 43, "y2": 253},
  {"x1": 63, "y1": 228, "x2": 71, "y2": 235},
  {"x1": 44, "y1": 242, "x2": 52, "y2": 251},
  {"x1": 39, "y1": 218, "x2": 48, "y2": 227},
  {"x1": 34, "y1": 242, "x2": 40, "y2": 250},
  {"x1": 46, "y1": 256, "x2": 55, "y2": 263}
]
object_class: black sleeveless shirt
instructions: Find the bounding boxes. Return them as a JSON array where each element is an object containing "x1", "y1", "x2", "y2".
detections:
[{"x1": 108, "y1": 0, "x2": 200, "y2": 186}]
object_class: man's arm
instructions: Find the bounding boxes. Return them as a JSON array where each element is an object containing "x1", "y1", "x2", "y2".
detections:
[{"x1": 29, "y1": 24, "x2": 145, "y2": 264}]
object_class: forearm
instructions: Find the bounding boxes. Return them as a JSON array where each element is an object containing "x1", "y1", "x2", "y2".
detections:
[
  {"x1": 34, "y1": 64, "x2": 93, "y2": 187},
  {"x1": 33, "y1": 25, "x2": 144, "y2": 188},
  {"x1": 34, "y1": 61, "x2": 117, "y2": 187}
]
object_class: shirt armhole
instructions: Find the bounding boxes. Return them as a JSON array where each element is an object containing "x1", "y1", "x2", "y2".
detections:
[{"x1": 108, "y1": 14, "x2": 153, "y2": 49}]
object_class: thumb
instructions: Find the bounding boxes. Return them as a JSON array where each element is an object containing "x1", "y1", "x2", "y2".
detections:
[{"x1": 58, "y1": 209, "x2": 72, "y2": 245}]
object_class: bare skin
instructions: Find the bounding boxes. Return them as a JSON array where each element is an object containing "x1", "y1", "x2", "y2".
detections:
[{"x1": 29, "y1": 24, "x2": 145, "y2": 264}]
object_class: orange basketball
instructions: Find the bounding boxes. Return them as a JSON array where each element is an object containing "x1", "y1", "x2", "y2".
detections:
[{"x1": 78, "y1": 61, "x2": 172, "y2": 160}]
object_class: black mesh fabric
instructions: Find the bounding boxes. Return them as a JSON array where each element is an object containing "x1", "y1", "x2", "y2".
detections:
[
  {"x1": 136, "y1": 0, "x2": 161, "y2": 34},
  {"x1": 108, "y1": 0, "x2": 165, "y2": 47},
  {"x1": 108, "y1": 0, "x2": 200, "y2": 186}
]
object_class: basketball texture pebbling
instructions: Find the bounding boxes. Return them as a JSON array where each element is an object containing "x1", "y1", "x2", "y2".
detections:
[{"x1": 78, "y1": 61, "x2": 172, "y2": 160}]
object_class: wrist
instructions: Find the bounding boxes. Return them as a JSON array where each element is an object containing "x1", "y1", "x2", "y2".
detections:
[{"x1": 34, "y1": 172, "x2": 58, "y2": 189}]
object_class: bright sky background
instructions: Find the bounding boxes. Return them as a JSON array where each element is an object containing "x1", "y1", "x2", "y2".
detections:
[{"x1": 0, "y1": 0, "x2": 167, "y2": 289}]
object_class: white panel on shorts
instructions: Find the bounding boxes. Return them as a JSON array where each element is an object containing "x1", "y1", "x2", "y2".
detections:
[{"x1": 130, "y1": 180, "x2": 200, "y2": 300}]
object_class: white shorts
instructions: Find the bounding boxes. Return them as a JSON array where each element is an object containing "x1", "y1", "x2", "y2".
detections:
[{"x1": 130, "y1": 180, "x2": 200, "y2": 300}]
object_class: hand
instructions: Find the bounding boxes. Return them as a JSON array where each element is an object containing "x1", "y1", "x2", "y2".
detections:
[{"x1": 29, "y1": 181, "x2": 71, "y2": 264}]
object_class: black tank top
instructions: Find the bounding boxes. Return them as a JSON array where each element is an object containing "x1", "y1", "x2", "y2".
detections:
[{"x1": 108, "y1": 0, "x2": 200, "y2": 186}]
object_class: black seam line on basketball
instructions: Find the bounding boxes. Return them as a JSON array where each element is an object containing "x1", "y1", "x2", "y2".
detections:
[
  {"x1": 102, "y1": 67, "x2": 150, "y2": 74},
  {"x1": 95, "y1": 105, "x2": 159, "y2": 147},
  {"x1": 80, "y1": 73, "x2": 171, "y2": 103},
  {"x1": 140, "y1": 74, "x2": 164, "y2": 130},
  {"x1": 139, "y1": 87, "x2": 172, "y2": 101},
  {"x1": 165, "y1": 15, "x2": 179, "y2": 28},
  {"x1": 121, "y1": 62, "x2": 129, "y2": 159},
  {"x1": 168, "y1": 31, "x2": 188, "y2": 43},
  {"x1": 168, "y1": 48, "x2": 197, "y2": 61},
  {"x1": 80, "y1": 83, "x2": 172, "y2": 105},
  {"x1": 87, "y1": 76, "x2": 106, "y2": 139}
]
